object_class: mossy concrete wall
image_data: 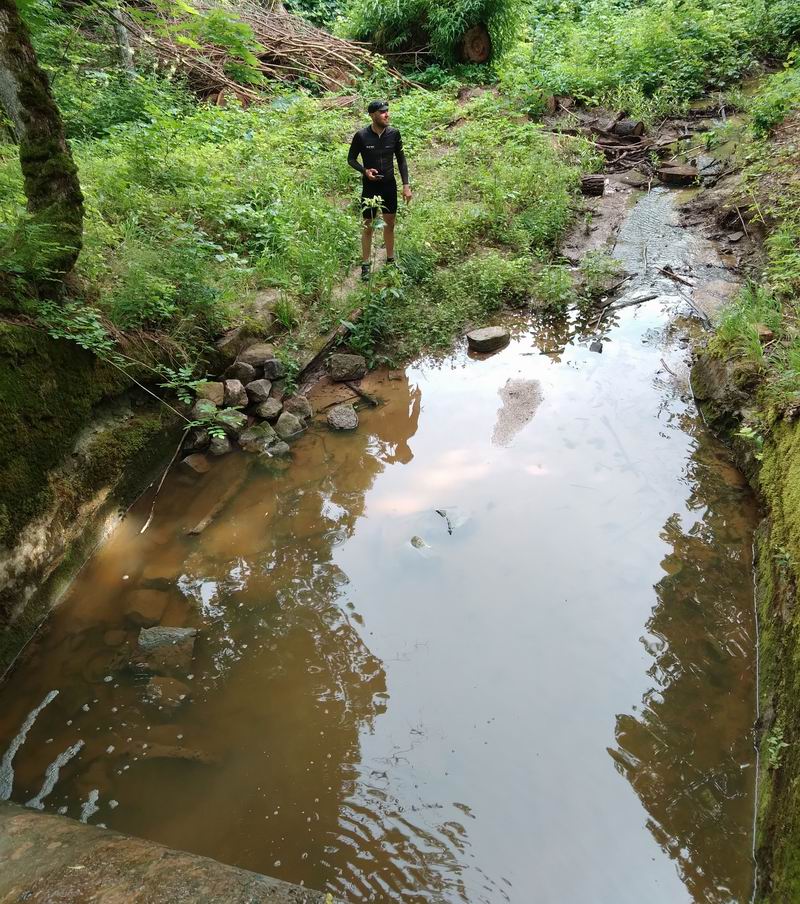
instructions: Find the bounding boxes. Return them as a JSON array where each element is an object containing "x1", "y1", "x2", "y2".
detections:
[
  {"x1": 0, "y1": 321, "x2": 179, "y2": 674},
  {"x1": 693, "y1": 349, "x2": 800, "y2": 903}
]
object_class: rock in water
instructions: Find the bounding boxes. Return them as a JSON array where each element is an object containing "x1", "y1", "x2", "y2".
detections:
[
  {"x1": 657, "y1": 165, "x2": 698, "y2": 186},
  {"x1": 144, "y1": 676, "x2": 191, "y2": 711},
  {"x1": 239, "y1": 423, "x2": 280, "y2": 454},
  {"x1": 136, "y1": 626, "x2": 197, "y2": 674},
  {"x1": 275, "y1": 411, "x2": 305, "y2": 440},
  {"x1": 328, "y1": 353, "x2": 367, "y2": 382},
  {"x1": 283, "y1": 395, "x2": 313, "y2": 419},
  {"x1": 208, "y1": 435, "x2": 232, "y2": 456},
  {"x1": 180, "y1": 454, "x2": 210, "y2": 475},
  {"x1": 245, "y1": 378, "x2": 272, "y2": 404},
  {"x1": 223, "y1": 379, "x2": 248, "y2": 408},
  {"x1": 194, "y1": 381, "x2": 224, "y2": 407},
  {"x1": 236, "y1": 342, "x2": 276, "y2": 367},
  {"x1": 466, "y1": 327, "x2": 510, "y2": 353},
  {"x1": 183, "y1": 427, "x2": 209, "y2": 452},
  {"x1": 255, "y1": 398, "x2": 283, "y2": 422},
  {"x1": 124, "y1": 590, "x2": 168, "y2": 628},
  {"x1": 327, "y1": 405, "x2": 358, "y2": 430}
]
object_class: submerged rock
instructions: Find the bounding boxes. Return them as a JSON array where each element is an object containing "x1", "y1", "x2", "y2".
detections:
[
  {"x1": 328, "y1": 353, "x2": 367, "y2": 382},
  {"x1": 466, "y1": 326, "x2": 510, "y2": 352},
  {"x1": 254, "y1": 398, "x2": 283, "y2": 422},
  {"x1": 492, "y1": 378, "x2": 543, "y2": 447},
  {"x1": 239, "y1": 423, "x2": 280, "y2": 454},
  {"x1": 245, "y1": 378, "x2": 272, "y2": 404},
  {"x1": 275, "y1": 411, "x2": 305, "y2": 440},
  {"x1": 136, "y1": 626, "x2": 197, "y2": 675},
  {"x1": 124, "y1": 590, "x2": 168, "y2": 628},
  {"x1": 180, "y1": 453, "x2": 210, "y2": 475},
  {"x1": 327, "y1": 405, "x2": 358, "y2": 430},
  {"x1": 144, "y1": 676, "x2": 192, "y2": 711}
]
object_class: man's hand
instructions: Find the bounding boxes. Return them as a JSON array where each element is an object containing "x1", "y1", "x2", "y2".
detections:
[
  {"x1": 365, "y1": 168, "x2": 381, "y2": 181},
  {"x1": 402, "y1": 184, "x2": 412, "y2": 203}
]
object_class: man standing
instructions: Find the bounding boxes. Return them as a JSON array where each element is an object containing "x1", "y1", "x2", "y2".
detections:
[{"x1": 347, "y1": 100, "x2": 412, "y2": 281}]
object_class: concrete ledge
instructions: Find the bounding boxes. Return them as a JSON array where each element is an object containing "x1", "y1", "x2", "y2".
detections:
[{"x1": 0, "y1": 803, "x2": 328, "y2": 903}]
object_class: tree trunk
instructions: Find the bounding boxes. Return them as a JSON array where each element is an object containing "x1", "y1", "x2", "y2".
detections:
[
  {"x1": 0, "y1": 0, "x2": 84, "y2": 281},
  {"x1": 112, "y1": 7, "x2": 136, "y2": 76}
]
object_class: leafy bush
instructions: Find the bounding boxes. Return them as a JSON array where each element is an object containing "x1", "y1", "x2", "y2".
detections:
[
  {"x1": 285, "y1": 0, "x2": 343, "y2": 28},
  {"x1": 341, "y1": 0, "x2": 521, "y2": 64},
  {"x1": 519, "y1": 0, "x2": 784, "y2": 117},
  {"x1": 750, "y1": 59, "x2": 800, "y2": 136}
]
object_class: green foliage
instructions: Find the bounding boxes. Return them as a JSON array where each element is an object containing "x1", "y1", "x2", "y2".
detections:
[
  {"x1": 766, "y1": 724, "x2": 790, "y2": 770},
  {"x1": 578, "y1": 250, "x2": 623, "y2": 297},
  {"x1": 285, "y1": 0, "x2": 343, "y2": 28},
  {"x1": 342, "y1": 0, "x2": 521, "y2": 64},
  {"x1": 518, "y1": 0, "x2": 791, "y2": 119},
  {"x1": 750, "y1": 58, "x2": 800, "y2": 136},
  {"x1": 711, "y1": 282, "x2": 780, "y2": 361},
  {"x1": 533, "y1": 263, "x2": 575, "y2": 310}
]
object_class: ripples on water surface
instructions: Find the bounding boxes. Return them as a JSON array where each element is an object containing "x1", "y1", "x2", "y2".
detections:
[{"x1": 0, "y1": 194, "x2": 758, "y2": 903}]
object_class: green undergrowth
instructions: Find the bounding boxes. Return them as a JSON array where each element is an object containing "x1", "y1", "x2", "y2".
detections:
[
  {"x1": 1, "y1": 72, "x2": 595, "y2": 368},
  {"x1": 698, "y1": 61, "x2": 800, "y2": 904},
  {"x1": 501, "y1": 0, "x2": 799, "y2": 123},
  {"x1": 707, "y1": 64, "x2": 800, "y2": 418}
]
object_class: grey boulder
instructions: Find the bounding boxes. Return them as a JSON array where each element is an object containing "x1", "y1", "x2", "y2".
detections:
[
  {"x1": 275, "y1": 411, "x2": 305, "y2": 440},
  {"x1": 239, "y1": 423, "x2": 280, "y2": 454},
  {"x1": 237, "y1": 342, "x2": 276, "y2": 367},
  {"x1": 328, "y1": 353, "x2": 367, "y2": 382},
  {"x1": 208, "y1": 434, "x2": 232, "y2": 456},
  {"x1": 466, "y1": 326, "x2": 510, "y2": 353},
  {"x1": 136, "y1": 627, "x2": 197, "y2": 675},
  {"x1": 283, "y1": 395, "x2": 313, "y2": 419},
  {"x1": 245, "y1": 379, "x2": 272, "y2": 404},
  {"x1": 223, "y1": 379, "x2": 248, "y2": 408},
  {"x1": 262, "y1": 357, "x2": 285, "y2": 380},
  {"x1": 194, "y1": 381, "x2": 224, "y2": 407},
  {"x1": 254, "y1": 398, "x2": 282, "y2": 422},
  {"x1": 327, "y1": 405, "x2": 358, "y2": 430},
  {"x1": 224, "y1": 360, "x2": 257, "y2": 384}
]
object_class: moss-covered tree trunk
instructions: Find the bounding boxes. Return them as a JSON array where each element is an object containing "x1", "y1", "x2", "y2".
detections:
[{"x1": 0, "y1": 0, "x2": 84, "y2": 281}]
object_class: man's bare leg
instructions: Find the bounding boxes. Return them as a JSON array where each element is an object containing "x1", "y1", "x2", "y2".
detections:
[
  {"x1": 361, "y1": 219, "x2": 373, "y2": 264},
  {"x1": 384, "y1": 213, "x2": 396, "y2": 261}
]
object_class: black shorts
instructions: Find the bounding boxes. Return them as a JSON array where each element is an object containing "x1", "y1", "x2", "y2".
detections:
[{"x1": 361, "y1": 180, "x2": 397, "y2": 219}]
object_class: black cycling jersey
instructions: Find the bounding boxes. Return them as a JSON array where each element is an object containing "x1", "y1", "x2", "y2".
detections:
[{"x1": 347, "y1": 125, "x2": 409, "y2": 185}]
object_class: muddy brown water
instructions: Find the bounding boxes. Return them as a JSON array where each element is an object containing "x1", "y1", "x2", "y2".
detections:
[{"x1": 0, "y1": 190, "x2": 758, "y2": 903}]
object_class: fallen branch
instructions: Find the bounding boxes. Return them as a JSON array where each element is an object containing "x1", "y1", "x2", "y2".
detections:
[
  {"x1": 656, "y1": 265, "x2": 694, "y2": 287},
  {"x1": 345, "y1": 380, "x2": 379, "y2": 407},
  {"x1": 140, "y1": 431, "x2": 187, "y2": 535},
  {"x1": 606, "y1": 293, "x2": 659, "y2": 311},
  {"x1": 188, "y1": 460, "x2": 252, "y2": 535}
]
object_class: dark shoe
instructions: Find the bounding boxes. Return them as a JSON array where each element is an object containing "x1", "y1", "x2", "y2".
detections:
[
  {"x1": 360, "y1": 262, "x2": 371, "y2": 281},
  {"x1": 385, "y1": 257, "x2": 396, "y2": 267}
]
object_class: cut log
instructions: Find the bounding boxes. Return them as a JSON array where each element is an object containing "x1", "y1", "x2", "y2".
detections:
[
  {"x1": 580, "y1": 174, "x2": 606, "y2": 197},
  {"x1": 613, "y1": 119, "x2": 645, "y2": 138},
  {"x1": 460, "y1": 25, "x2": 491, "y2": 63}
]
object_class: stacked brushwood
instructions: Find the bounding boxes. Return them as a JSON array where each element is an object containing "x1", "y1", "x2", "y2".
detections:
[{"x1": 116, "y1": 1, "x2": 395, "y2": 99}]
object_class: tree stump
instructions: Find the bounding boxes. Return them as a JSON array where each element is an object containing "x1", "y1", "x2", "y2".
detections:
[
  {"x1": 613, "y1": 119, "x2": 645, "y2": 138},
  {"x1": 580, "y1": 174, "x2": 606, "y2": 196},
  {"x1": 460, "y1": 25, "x2": 491, "y2": 63}
]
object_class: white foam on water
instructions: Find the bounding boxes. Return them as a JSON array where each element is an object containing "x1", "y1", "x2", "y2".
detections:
[
  {"x1": 0, "y1": 689, "x2": 59, "y2": 800},
  {"x1": 25, "y1": 740, "x2": 84, "y2": 810},
  {"x1": 79, "y1": 788, "x2": 100, "y2": 823}
]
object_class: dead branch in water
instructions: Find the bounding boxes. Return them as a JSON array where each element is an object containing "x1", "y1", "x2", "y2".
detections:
[{"x1": 188, "y1": 460, "x2": 253, "y2": 535}]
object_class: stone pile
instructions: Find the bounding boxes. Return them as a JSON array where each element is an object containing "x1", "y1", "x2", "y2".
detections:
[{"x1": 181, "y1": 342, "x2": 314, "y2": 466}]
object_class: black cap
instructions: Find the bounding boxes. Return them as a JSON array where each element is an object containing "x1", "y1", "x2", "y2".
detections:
[{"x1": 368, "y1": 100, "x2": 389, "y2": 114}]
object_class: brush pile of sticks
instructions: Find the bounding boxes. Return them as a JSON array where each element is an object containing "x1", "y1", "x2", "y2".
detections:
[{"x1": 118, "y1": 1, "x2": 392, "y2": 99}]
